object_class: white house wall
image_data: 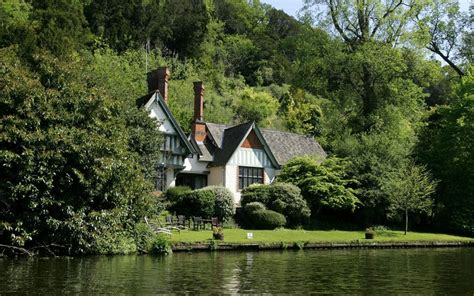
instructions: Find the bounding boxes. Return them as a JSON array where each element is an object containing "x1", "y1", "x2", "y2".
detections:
[
  {"x1": 208, "y1": 166, "x2": 224, "y2": 186},
  {"x1": 228, "y1": 148, "x2": 272, "y2": 168},
  {"x1": 182, "y1": 155, "x2": 209, "y2": 174},
  {"x1": 148, "y1": 100, "x2": 176, "y2": 134}
]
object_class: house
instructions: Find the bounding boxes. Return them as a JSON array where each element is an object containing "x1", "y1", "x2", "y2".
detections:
[{"x1": 139, "y1": 67, "x2": 326, "y2": 204}]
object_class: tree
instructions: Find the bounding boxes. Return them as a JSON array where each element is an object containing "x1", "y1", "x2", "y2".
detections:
[
  {"x1": 416, "y1": 69, "x2": 474, "y2": 233},
  {"x1": 415, "y1": 0, "x2": 470, "y2": 77},
  {"x1": 233, "y1": 88, "x2": 279, "y2": 126},
  {"x1": 303, "y1": 0, "x2": 421, "y2": 47},
  {"x1": 383, "y1": 162, "x2": 436, "y2": 234},
  {"x1": 0, "y1": 49, "x2": 161, "y2": 254},
  {"x1": 277, "y1": 156, "x2": 360, "y2": 214}
]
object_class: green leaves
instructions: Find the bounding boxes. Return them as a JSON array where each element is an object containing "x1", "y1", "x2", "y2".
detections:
[
  {"x1": 278, "y1": 156, "x2": 360, "y2": 214},
  {"x1": 0, "y1": 49, "x2": 159, "y2": 253}
]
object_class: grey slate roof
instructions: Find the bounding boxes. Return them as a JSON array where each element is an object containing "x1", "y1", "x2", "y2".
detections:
[
  {"x1": 260, "y1": 128, "x2": 326, "y2": 165},
  {"x1": 205, "y1": 122, "x2": 326, "y2": 166},
  {"x1": 211, "y1": 122, "x2": 254, "y2": 166}
]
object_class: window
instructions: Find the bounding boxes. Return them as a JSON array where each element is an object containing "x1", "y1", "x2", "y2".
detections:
[{"x1": 238, "y1": 166, "x2": 264, "y2": 190}]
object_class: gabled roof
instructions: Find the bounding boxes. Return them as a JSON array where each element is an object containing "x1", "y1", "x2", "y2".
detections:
[
  {"x1": 210, "y1": 122, "x2": 280, "y2": 168},
  {"x1": 206, "y1": 122, "x2": 326, "y2": 166},
  {"x1": 137, "y1": 91, "x2": 196, "y2": 155}
]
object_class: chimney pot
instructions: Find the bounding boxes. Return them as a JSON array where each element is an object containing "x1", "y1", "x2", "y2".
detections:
[
  {"x1": 147, "y1": 66, "x2": 170, "y2": 103},
  {"x1": 193, "y1": 81, "x2": 204, "y2": 122},
  {"x1": 192, "y1": 81, "x2": 206, "y2": 143}
]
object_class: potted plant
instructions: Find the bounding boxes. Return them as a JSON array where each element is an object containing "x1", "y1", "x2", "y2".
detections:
[
  {"x1": 212, "y1": 226, "x2": 224, "y2": 241},
  {"x1": 365, "y1": 228, "x2": 375, "y2": 239}
]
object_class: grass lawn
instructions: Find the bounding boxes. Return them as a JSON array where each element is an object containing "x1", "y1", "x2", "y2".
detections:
[{"x1": 170, "y1": 228, "x2": 473, "y2": 244}]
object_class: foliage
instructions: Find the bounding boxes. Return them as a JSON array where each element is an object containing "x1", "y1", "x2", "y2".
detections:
[
  {"x1": 240, "y1": 184, "x2": 272, "y2": 206},
  {"x1": 233, "y1": 88, "x2": 279, "y2": 127},
  {"x1": 382, "y1": 162, "x2": 437, "y2": 234},
  {"x1": 243, "y1": 202, "x2": 267, "y2": 213},
  {"x1": 134, "y1": 222, "x2": 158, "y2": 253},
  {"x1": 164, "y1": 186, "x2": 192, "y2": 205},
  {"x1": 278, "y1": 156, "x2": 360, "y2": 214},
  {"x1": 150, "y1": 235, "x2": 172, "y2": 255},
  {"x1": 241, "y1": 183, "x2": 310, "y2": 228},
  {"x1": 0, "y1": 49, "x2": 158, "y2": 254},
  {"x1": 205, "y1": 186, "x2": 235, "y2": 222},
  {"x1": 247, "y1": 210, "x2": 287, "y2": 230},
  {"x1": 416, "y1": 70, "x2": 474, "y2": 233},
  {"x1": 168, "y1": 189, "x2": 215, "y2": 218}
]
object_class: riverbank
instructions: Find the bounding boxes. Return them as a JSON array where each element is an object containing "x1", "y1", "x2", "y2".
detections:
[{"x1": 170, "y1": 229, "x2": 474, "y2": 251}]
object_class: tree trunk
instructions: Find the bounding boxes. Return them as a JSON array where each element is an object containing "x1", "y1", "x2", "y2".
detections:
[{"x1": 405, "y1": 208, "x2": 408, "y2": 235}]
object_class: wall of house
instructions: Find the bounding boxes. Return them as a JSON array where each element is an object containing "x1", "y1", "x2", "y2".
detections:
[
  {"x1": 148, "y1": 99, "x2": 175, "y2": 133},
  {"x1": 228, "y1": 148, "x2": 273, "y2": 168},
  {"x1": 208, "y1": 166, "x2": 224, "y2": 186},
  {"x1": 182, "y1": 155, "x2": 209, "y2": 174}
]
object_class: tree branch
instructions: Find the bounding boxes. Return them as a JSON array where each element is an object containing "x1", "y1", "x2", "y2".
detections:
[
  {"x1": 329, "y1": 0, "x2": 352, "y2": 43},
  {"x1": 371, "y1": 0, "x2": 404, "y2": 38},
  {"x1": 428, "y1": 41, "x2": 465, "y2": 77}
]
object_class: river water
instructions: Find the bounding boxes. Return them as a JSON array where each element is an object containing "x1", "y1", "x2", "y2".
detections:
[{"x1": 1, "y1": 248, "x2": 473, "y2": 294}]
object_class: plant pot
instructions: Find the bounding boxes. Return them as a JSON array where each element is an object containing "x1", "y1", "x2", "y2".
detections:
[
  {"x1": 213, "y1": 233, "x2": 224, "y2": 241},
  {"x1": 365, "y1": 232, "x2": 375, "y2": 239}
]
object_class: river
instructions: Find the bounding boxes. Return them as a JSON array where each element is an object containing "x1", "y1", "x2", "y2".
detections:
[{"x1": 1, "y1": 248, "x2": 473, "y2": 294}]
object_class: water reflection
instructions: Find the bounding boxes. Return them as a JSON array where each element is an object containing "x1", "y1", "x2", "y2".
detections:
[{"x1": 0, "y1": 248, "x2": 473, "y2": 294}]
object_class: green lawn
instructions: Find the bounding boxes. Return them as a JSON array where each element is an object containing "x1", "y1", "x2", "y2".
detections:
[{"x1": 170, "y1": 228, "x2": 473, "y2": 244}]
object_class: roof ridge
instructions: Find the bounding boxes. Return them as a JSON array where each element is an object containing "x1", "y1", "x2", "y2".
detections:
[{"x1": 261, "y1": 128, "x2": 313, "y2": 137}]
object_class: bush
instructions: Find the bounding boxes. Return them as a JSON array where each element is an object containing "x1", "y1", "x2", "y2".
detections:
[
  {"x1": 240, "y1": 184, "x2": 272, "y2": 206},
  {"x1": 134, "y1": 222, "x2": 157, "y2": 253},
  {"x1": 164, "y1": 186, "x2": 192, "y2": 213},
  {"x1": 268, "y1": 183, "x2": 311, "y2": 228},
  {"x1": 203, "y1": 186, "x2": 235, "y2": 222},
  {"x1": 150, "y1": 235, "x2": 172, "y2": 255},
  {"x1": 247, "y1": 210, "x2": 286, "y2": 230},
  {"x1": 240, "y1": 183, "x2": 310, "y2": 228},
  {"x1": 179, "y1": 189, "x2": 215, "y2": 218},
  {"x1": 244, "y1": 201, "x2": 266, "y2": 213}
]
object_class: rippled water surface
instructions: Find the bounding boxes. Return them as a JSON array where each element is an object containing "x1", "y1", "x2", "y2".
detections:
[{"x1": 1, "y1": 248, "x2": 473, "y2": 294}]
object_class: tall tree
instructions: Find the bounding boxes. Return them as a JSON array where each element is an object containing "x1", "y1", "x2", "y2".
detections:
[{"x1": 383, "y1": 162, "x2": 436, "y2": 234}]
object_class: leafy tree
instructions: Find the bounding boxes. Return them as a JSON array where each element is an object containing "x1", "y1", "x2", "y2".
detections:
[
  {"x1": 415, "y1": 0, "x2": 471, "y2": 76},
  {"x1": 303, "y1": 0, "x2": 420, "y2": 47},
  {"x1": 382, "y1": 162, "x2": 436, "y2": 234},
  {"x1": 278, "y1": 156, "x2": 360, "y2": 215},
  {"x1": 416, "y1": 70, "x2": 474, "y2": 233},
  {"x1": 233, "y1": 88, "x2": 279, "y2": 126},
  {"x1": 0, "y1": 49, "x2": 160, "y2": 254}
]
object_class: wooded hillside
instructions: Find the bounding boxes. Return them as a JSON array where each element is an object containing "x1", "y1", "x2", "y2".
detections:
[{"x1": 0, "y1": 0, "x2": 472, "y2": 254}]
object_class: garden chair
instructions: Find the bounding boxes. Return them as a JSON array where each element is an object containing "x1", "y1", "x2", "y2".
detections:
[
  {"x1": 177, "y1": 215, "x2": 188, "y2": 230},
  {"x1": 144, "y1": 216, "x2": 171, "y2": 236},
  {"x1": 192, "y1": 216, "x2": 203, "y2": 230},
  {"x1": 211, "y1": 217, "x2": 221, "y2": 228}
]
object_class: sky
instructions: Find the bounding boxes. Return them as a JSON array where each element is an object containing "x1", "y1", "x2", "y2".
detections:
[{"x1": 262, "y1": 0, "x2": 472, "y2": 17}]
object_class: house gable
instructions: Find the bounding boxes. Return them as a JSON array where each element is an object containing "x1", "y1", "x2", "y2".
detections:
[
  {"x1": 138, "y1": 91, "x2": 196, "y2": 157},
  {"x1": 210, "y1": 122, "x2": 279, "y2": 169},
  {"x1": 241, "y1": 130, "x2": 263, "y2": 149}
]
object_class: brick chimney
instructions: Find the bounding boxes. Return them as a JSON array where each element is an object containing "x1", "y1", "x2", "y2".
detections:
[
  {"x1": 147, "y1": 66, "x2": 169, "y2": 103},
  {"x1": 192, "y1": 81, "x2": 206, "y2": 142}
]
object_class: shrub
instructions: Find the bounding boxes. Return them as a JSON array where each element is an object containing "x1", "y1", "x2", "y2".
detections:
[
  {"x1": 180, "y1": 189, "x2": 215, "y2": 218},
  {"x1": 203, "y1": 186, "x2": 235, "y2": 222},
  {"x1": 240, "y1": 183, "x2": 310, "y2": 228},
  {"x1": 268, "y1": 183, "x2": 311, "y2": 228},
  {"x1": 247, "y1": 210, "x2": 286, "y2": 230},
  {"x1": 240, "y1": 184, "x2": 272, "y2": 206},
  {"x1": 134, "y1": 222, "x2": 157, "y2": 253},
  {"x1": 244, "y1": 202, "x2": 266, "y2": 213},
  {"x1": 150, "y1": 235, "x2": 172, "y2": 255},
  {"x1": 164, "y1": 186, "x2": 192, "y2": 213}
]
